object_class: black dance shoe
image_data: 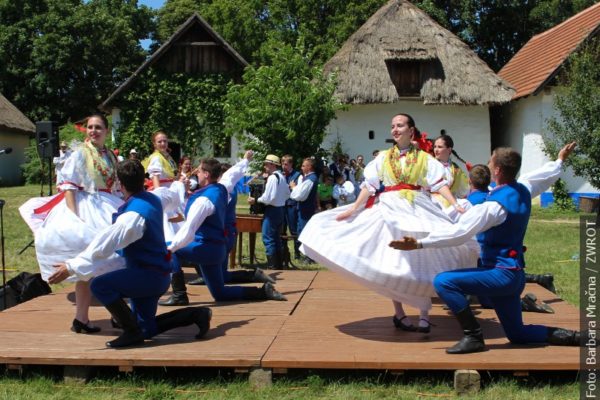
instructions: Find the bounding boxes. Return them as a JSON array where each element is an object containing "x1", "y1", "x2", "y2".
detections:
[
  {"x1": 416, "y1": 318, "x2": 432, "y2": 333},
  {"x1": 393, "y1": 315, "x2": 417, "y2": 332},
  {"x1": 71, "y1": 318, "x2": 101, "y2": 334}
]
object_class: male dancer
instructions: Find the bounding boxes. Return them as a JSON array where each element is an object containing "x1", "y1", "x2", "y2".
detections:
[
  {"x1": 49, "y1": 160, "x2": 211, "y2": 348},
  {"x1": 161, "y1": 158, "x2": 286, "y2": 305},
  {"x1": 390, "y1": 143, "x2": 580, "y2": 354}
]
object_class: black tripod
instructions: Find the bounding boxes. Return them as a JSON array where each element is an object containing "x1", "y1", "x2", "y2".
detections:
[
  {"x1": 18, "y1": 151, "x2": 54, "y2": 255},
  {"x1": 1, "y1": 199, "x2": 6, "y2": 308}
]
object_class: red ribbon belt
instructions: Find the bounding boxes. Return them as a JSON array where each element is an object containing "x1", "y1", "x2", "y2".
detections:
[
  {"x1": 33, "y1": 185, "x2": 111, "y2": 215},
  {"x1": 365, "y1": 183, "x2": 422, "y2": 208}
]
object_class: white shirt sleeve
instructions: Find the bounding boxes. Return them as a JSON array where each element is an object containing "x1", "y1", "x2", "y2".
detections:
[
  {"x1": 219, "y1": 158, "x2": 249, "y2": 194},
  {"x1": 258, "y1": 174, "x2": 278, "y2": 205},
  {"x1": 151, "y1": 184, "x2": 184, "y2": 214},
  {"x1": 146, "y1": 155, "x2": 163, "y2": 177},
  {"x1": 362, "y1": 154, "x2": 384, "y2": 193},
  {"x1": 65, "y1": 211, "x2": 145, "y2": 280},
  {"x1": 518, "y1": 159, "x2": 563, "y2": 199},
  {"x1": 427, "y1": 157, "x2": 450, "y2": 193},
  {"x1": 58, "y1": 149, "x2": 85, "y2": 190},
  {"x1": 169, "y1": 196, "x2": 215, "y2": 252},
  {"x1": 420, "y1": 202, "x2": 507, "y2": 248},
  {"x1": 290, "y1": 175, "x2": 315, "y2": 201}
]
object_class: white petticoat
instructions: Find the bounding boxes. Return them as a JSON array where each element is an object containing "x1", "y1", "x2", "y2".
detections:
[
  {"x1": 19, "y1": 191, "x2": 126, "y2": 282},
  {"x1": 299, "y1": 191, "x2": 480, "y2": 311}
]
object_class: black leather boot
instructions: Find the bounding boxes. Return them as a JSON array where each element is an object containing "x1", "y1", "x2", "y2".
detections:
[
  {"x1": 158, "y1": 271, "x2": 189, "y2": 306},
  {"x1": 156, "y1": 306, "x2": 212, "y2": 339},
  {"x1": 229, "y1": 268, "x2": 275, "y2": 284},
  {"x1": 521, "y1": 292, "x2": 554, "y2": 313},
  {"x1": 266, "y1": 254, "x2": 276, "y2": 269},
  {"x1": 446, "y1": 307, "x2": 486, "y2": 354},
  {"x1": 547, "y1": 327, "x2": 581, "y2": 346},
  {"x1": 188, "y1": 266, "x2": 204, "y2": 285},
  {"x1": 242, "y1": 282, "x2": 287, "y2": 301},
  {"x1": 275, "y1": 250, "x2": 284, "y2": 270},
  {"x1": 525, "y1": 273, "x2": 556, "y2": 293},
  {"x1": 104, "y1": 299, "x2": 145, "y2": 348}
]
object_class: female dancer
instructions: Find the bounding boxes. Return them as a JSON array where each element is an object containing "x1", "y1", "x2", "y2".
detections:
[
  {"x1": 431, "y1": 134, "x2": 470, "y2": 210},
  {"x1": 143, "y1": 131, "x2": 183, "y2": 240},
  {"x1": 299, "y1": 113, "x2": 479, "y2": 332},
  {"x1": 20, "y1": 114, "x2": 125, "y2": 333}
]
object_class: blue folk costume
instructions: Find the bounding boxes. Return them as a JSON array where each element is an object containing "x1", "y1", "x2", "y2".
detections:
[
  {"x1": 434, "y1": 182, "x2": 550, "y2": 348},
  {"x1": 296, "y1": 173, "x2": 319, "y2": 236},
  {"x1": 284, "y1": 169, "x2": 301, "y2": 255},
  {"x1": 91, "y1": 191, "x2": 171, "y2": 338}
]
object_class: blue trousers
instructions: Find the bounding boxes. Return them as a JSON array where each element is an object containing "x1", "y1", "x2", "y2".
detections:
[
  {"x1": 296, "y1": 210, "x2": 314, "y2": 238},
  {"x1": 284, "y1": 205, "x2": 299, "y2": 254},
  {"x1": 262, "y1": 206, "x2": 284, "y2": 256},
  {"x1": 172, "y1": 241, "x2": 248, "y2": 301},
  {"x1": 91, "y1": 267, "x2": 170, "y2": 339},
  {"x1": 434, "y1": 267, "x2": 548, "y2": 344}
]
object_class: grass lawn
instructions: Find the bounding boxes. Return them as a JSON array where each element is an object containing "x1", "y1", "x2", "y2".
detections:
[{"x1": 0, "y1": 185, "x2": 583, "y2": 398}]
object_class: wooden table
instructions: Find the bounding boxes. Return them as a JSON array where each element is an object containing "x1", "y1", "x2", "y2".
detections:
[{"x1": 231, "y1": 214, "x2": 263, "y2": 268}]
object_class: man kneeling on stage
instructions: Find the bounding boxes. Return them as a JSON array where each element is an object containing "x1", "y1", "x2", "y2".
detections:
[
  {"x1": 390, "y1": 144, "x2": 581, "y2": 354},
  {"x1": 49, "y1": 160, "x2": 211, "y2": 348}
]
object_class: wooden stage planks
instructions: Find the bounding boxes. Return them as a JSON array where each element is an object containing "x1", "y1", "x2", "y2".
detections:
[{"x1": 0, "y1": 270, "x2": 579, "y2": 372}]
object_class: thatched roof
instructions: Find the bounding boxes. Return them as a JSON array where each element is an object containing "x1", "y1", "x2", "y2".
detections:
[
  {"x1": 324, "y1": 0, "x2": 514, "y2": 105},
  {"x1": 0, "y1": 93, "x2": 35, "y2": 135},
  {"x1": 100, "y1": 13, "x2": 248, "y2": 111}
]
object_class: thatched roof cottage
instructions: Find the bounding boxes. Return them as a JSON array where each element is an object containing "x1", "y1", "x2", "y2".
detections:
[
  {"x1": 0, "y1": 93, "x2": 35, "y2": 186},
  {"x1": 322, "y1": 0, "x2": 513, "y2": 166}
]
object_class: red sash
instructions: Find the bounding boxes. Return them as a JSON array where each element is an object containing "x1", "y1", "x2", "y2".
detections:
[
  {"x1": 365, "y1": 183, "x2": 422, "y2": 209},
  {"x1": 33, "y1": 184, "x2": 112, "y2": 215}
]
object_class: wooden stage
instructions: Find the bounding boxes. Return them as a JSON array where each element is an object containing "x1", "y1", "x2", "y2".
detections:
[{"x1": 0, "y1": 270, "x2": 579, "y2": 375}]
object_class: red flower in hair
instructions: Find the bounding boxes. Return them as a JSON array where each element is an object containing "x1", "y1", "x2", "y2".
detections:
[
  {"x1": 508, "y1": 249, "x2": 518, "y2": 258},
  {"x1": 415, "y1": 132, "x2": 433, "y2": 154},
  {"x1": 466, "y1": 162, "x2": 473, "y2": 172}
]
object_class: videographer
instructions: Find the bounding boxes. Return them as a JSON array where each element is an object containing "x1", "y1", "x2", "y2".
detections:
[{"x1": 248, "y1": 155, "x2": 289, "y2": 269}]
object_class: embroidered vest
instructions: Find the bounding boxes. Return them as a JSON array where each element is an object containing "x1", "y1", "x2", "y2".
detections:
[
  {"x1": 113, "y1": 191, "x2": 170, "y2": 271},
  {"x1": 185, "y1": 183, "x2": 228, "y2": 244},
  {"x1": 480, "y1": 183, "x2": 531, "y2": 268}
]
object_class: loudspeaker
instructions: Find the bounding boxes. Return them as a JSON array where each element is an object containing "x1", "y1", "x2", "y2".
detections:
[{"x1": 35, "y1": 121, "x2": 59, "y2": 159}]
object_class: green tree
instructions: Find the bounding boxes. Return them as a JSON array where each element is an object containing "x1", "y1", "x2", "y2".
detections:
[
  {"x1": 0, "y1": 0, "x2": 154, "y2": 123},
  {"x1": 413, "y1": 0, "x2": 598, "y2": 71},
  {"x1": 545, "y1": 39, "x2": 600, "y2": 189},
  {"x1": 116, "y1": 69, "x2": 231, "y2": 159},
  {"x1": 156, "y1": 0, "x2": 387, "y2": 66},
  {"x1": 224, "y1": 41, "x2": 340, "y2": 167},
  {"x1": 155, "y1": 0, "x2": 205, "y2": 43}
]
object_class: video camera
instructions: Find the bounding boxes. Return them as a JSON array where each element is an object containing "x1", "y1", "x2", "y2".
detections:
[{"x1": 248, "y1": 177, "x2": 266, "y2": 215}]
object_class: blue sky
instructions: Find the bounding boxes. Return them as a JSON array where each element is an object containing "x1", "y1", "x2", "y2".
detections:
[
  {"x1": 139, "y1": 0, "x2": 165, "y2": 9},
  {"x1": 138, "y1": 0, "x2": 165, "y2": 49}
]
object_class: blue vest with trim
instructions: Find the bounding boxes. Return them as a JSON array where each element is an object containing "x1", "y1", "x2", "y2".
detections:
[
  {"x1": 480, "y1": 182, "x2": 530, "y2": 268},
  {"x1": 185, "y1": 182, "x2": 227, "y2": 244},
  {"x1": 467, "y1": 189, "x2": 488, "y2": 206},
  {"x1": 225, "y1": 188, "x2": 238, "y2": 237},
  {"x1": 467, "y1": 189, "x2": 489, "y2": 245},
  {"x1": 285, "y1": 170, "x2": 301, "y2": 206},
  {"x1": 113, "y1": 191, "x2": 170, "y2": 271},
  {"x1": 297, "y1": 173, "x2": 318, "y2": 218}
]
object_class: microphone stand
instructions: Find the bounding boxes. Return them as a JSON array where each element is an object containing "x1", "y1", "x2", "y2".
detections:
[{"x1": 0, "y1": 199, "x2": 6, "y2": 309}]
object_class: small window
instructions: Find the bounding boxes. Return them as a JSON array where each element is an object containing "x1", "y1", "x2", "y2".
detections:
[{"x1": 386, "y1": 60, "x2": 423, "y2": 97}]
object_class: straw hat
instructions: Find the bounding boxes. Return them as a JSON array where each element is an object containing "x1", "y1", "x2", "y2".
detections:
[
  {"x1": 264, "y1": 154, "x2": 281, "y2": 166},
  {"x1": 130, "y1": 148, "x2": 137, "y2": 154}
]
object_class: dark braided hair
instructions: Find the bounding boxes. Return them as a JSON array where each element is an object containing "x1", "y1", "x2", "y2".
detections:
[{"x1": 434, "y1": 133, "x2": 467, "y2": 165}]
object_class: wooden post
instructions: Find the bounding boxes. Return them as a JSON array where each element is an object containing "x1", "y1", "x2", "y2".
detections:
[
  {"x1": 454, "y1": 369, "x2": 480, "y2": 394},
  {"x1": 248, "y1": 367, "x2": 272, "y2": 388}
]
